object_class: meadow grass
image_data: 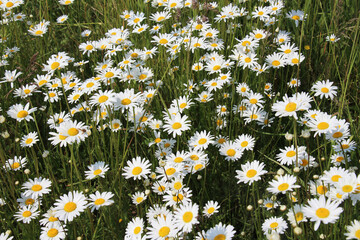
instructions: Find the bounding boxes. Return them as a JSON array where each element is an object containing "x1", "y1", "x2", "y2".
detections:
[{"x1": 0, "y1": 0, "x2": 360, "y2": 239}]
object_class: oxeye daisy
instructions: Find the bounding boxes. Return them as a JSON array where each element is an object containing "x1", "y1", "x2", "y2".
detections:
[
  {"x1": 312, "y1": 79, "x2": 338, "y2": 100},
  {"x1": 307, "y1": 112, "x2": 337, "y2": 136},
  {"x1": 188, "y1": 130, "x2": 214, "y2": 150},
  {"x1": 333, "y1": 138, "x2": 357, "y2": 153},
  {"x1": 206, "y1": 222, "x2": 236, "y2": 240},
  {"x1": 7, "y1": 103, "x2": 37, "y2": 122},
  {"x1": 220, "y1": 142, "x2": 243, "y2": 161},
  {"x1": 125, "y1": 217, "x2": 144, "y2": 239},
  {"x1": 53, "y1": 191, "x2": 87, "y2": 223},
  {"x1": 286, "y1": 204, "x2": 307, "y2": 225},
  {"x1": 345, "y1": 219, "x2": 360, "y2": 239},
  {"x1": 87, "y1": 191, "x2": 114, "y2": 212},
  {"x1": 4, "y1": 156, "x2": 27, "y2": 171},
  {"x1": 85, "y1": 161, "x2": 109, "y2": 179},
  {"x1": 56, "y1": 15, "x2": 68, "y2": 23},
  {"x1": 203, "y1": 200, "x2": 220, "y2": 217},
  {"x1": 326, "y1": 34, "x2": 340, "y2": 43},
  {"x1": 147, "y1": 215, "x2": 178, "y2": 239},
  {"x1": 276, "y1": 145, "x2": 306, "y2": 166},
  {"x1": 132, "y1": 191, "x2": 147, "y2": 205},
  {"x1": 123, "y1": 157, "x2": 151, "y2": 180},
  {"x1": 266, "y1": 52, "x2": 286, "y2": 68},
  {"x1": 236, "y1": 134, "x2": 255, "y2": 151},
  {"x1": 262, "y1": 216, "x2": 288, "y2": 234},
  {"x1": 40, "y1": 222, "x2": 67, "y2": 240},
  {"x1": 303, "y1": 195, "x2": 342, "y2": 230},
  {"x1": 335, "y1": 173, "x2": 358, "y2": 195},
  {"x1": 56, "y1": 120, "x2": 88, "y2": 144},
  {"x1": 174, "y1": 202, "x2": 199, "y2": 233},
  {"x1": 163, "y1": 114, "x2": 191, "y2": 138},
  {"x1": 0, "y1": 232, "x2": 13, "y2": 240},
  {"x1": 262, "y1": 198, "x2": 280, "y2": 210},
  {"x1": 17, "y1": 192, "x2": 40, "y2": 208},
  {"x1": 20, "y1": 132, "x2": 39, "y2": 148},
  {"x1": 267, "y1": 174, "x2": 300, "y2": 194},
  {"x1": 163, "y1": 187, "x2": 192, "y2": 207},
  {"x1": 236, "y1": 160, "x2": 268, "y2": 185},
  {"x1": 89, "y1": 90, "x2": 116, "y2": 108},
  {"x1": 22, "y1": 177, "x2": 52, "y2": 199},
  {"x1": 40, "y1": 208, "x2": 60, "y2": 227},
  {"x1": 14, "y1": 205, "x2": 39, "y2": 224}
]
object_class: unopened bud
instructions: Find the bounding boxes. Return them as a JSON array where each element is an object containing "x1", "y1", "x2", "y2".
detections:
[
  {"x1": 246, "y1": 205, "x2": 253, "y2": 211},
  {"x1": 294, "y1": 227, "x2": 302, "y2": 235}
]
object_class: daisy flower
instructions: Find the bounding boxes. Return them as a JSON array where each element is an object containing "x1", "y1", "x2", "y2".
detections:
[
  {"x1": 126, "y1": 217, "x2": 144, "y2": 239},
  {"x1": 262, "y1": 216, "x2": 288, "y2": 234},
  {"x1": 267, "y1": 174, "x2": 300, "y2": 194},
  {"x1": 7, "y1": 103, "x2": 37, "y2": 122},
  {"x1": 56, "y1": 120, "x2": 88, "y2": 144},
  {"x1": 288, "y1": 78, "x2": 301, "y2": 88},
  {"x1": 17, "y1": 192, "x2": 40, "y2": 208},
  {"x1": 163, "y1": 114, "x2": 191, "y2": 138},
  {"x1": 20, "y1": 132, "x2": 39, "y2": 148},
  {"x1": 174, "y1": 202, "x2": 199, "y2": 233},
  {"x1": 286, "y1": 10, "x2": 306, "y2": 27},
  {"x1": 276, "y1": 145, "x2": 306, "y2": 166},
  {"x1": 311, "y1": 79, "x2": 338, "y2": 100},
  {"x1": 40, "y1": 222, "x2": 67, "y2": 240},
  {"x1": 266, "y1": 52, "x2": 286, "y2": 68},
  {"x1": 303, "y1": 195, "x2": 342, "y2": 230},
  {"x1": 14, "y1": 205, "x2": 39, "y2": 223},
  {"x1": 188, "y1": 130, "x2": 214, "y2": 150},
  {"x1": 203, "y1": 200, "x2": 220, "y2": 217},
  {"x1": 286, "y1": 204, "x2": 307, "y2": 225},
  {"x1": 53, "y1": 191, "x2": 88, "y2": 223},
  {"x1": 123, "y1": 157, "x2": 151, "y2": 180},
  {"x1": 307, "y1": 112, "x2": 337, "y2": 136},
  {"x1": 56, "y1": 15, "x2": 68, "y2": 23},
  {"x1": 219, "y1": 142, "x2": 243, "y2": 161},
  {"x1": 206, "y1": 222, "x2": 236, "y2": 240},
  {"x1": 4, "y1": 156, "x2": 27, "y2": 171},
  {"x1": 22, "y1": 177, "x2": 52, "y2": 199},
  {"x1": 28, "y1": 20, "x2": 50, "y2": 37},
  {"x1": 333, "y1": 138, "x2": 357, "y2": 153},
  {"x1": 132, "y1": 191, "x2": 147, "y2": 205},
  {"x1": 87, "y1": 191, "x2": 114, "y2": 212},
  {"x1": 85, "y1": 161, "x2": 109, "y2": 179},
  {"x1": 0, "y1": 232, "x2": 13, "y2": 240},
  {"x1": 147, "y1": 215, "x2": 178, "y2": 240},
  {"x1": 236, "y1": 134, "x2": 255, "y2": 151},
  {"x1": 40, "y1": 208, "x2": 60, "y2": 227},
  {"x1": 236, "y1": 160, "x2": 268, "y2": 185},
  {"x1": 89, "y1": 90, "x2": 116, "y2": 108},
  {"x1": 345, "y1": 219, "x2": 360, "y2": 239},
  {"x1": 163, "y1": 188, "x2": 192, "y2": 207},
  {"x1": 13, "y1": 84, "x2": 37, "y2": 98},
  {"x1": 326, "y1": 34, "x2": 340, "y2": 43}
]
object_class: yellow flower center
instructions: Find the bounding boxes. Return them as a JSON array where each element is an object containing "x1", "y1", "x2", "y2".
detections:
[
  {"x1": 292, "y1": 15, "x2": 300, "y2": 20},
  {"x1": 278, "y1": 183, "x2": 289, "y2": 191},
  {"x1": 98, "y1": 95, "x2": 108, "y2": 103},
  {"x1": 315, "y1": 208, "x2": 330, "y2": 218},
  {"x1": 332, "y1": 132, "x2": 343, "y2": 138},
  {"x1": 286, "y1": 151, "x2": 296, "y2": 157},
  {"x1": 134, "y1": 226, "x2": 141, "y2": 234},
  {"x1": 249, "y1": 99, "x2": 257, "y2": 104},
  {"x1": 207, "y1": 207, "x2": 215, "y2": 214},
  {"x1": 255, "y1": 33, "x2": 263, "y2": 39},
  {"x1": 172, "y1": 122, "x2": 182, "y2": 129},
  {"x1": 198, "y1": 138, "x2": 207, "y2": 145},
  {"x1": 47, "y1": 229, "x2": 59, "y2": 237},
  {"x1": 270, "y1": 222, "x2": 278, "y2": 229},
  {"x1": 94, "y1": 198, "x2": 105, "y2": 205},
  {"x1": 342, "y1": 185, "x2": 353, "y2": 193},
  {"x1": 246, "y1": 169, "x2": 257, "y2": 178},
  {"x1": 296, "y1": 212, "x2": 303, "y2": 221},
  {"x1": 166, "y1": 168, "x2": 176, "y2": 176},
  {"x1": 64, "y1": 202, "x2": 77, "y2": 212},
  {"x1": 132, "y1": 167, "x2": 142, "y2": 175},
  {"x1": 51, "y1": 62, "x2": 60, "y2": 70},
  {"x1": 213, "y1": 65, "x2": 221, "y2": 71},
  {"x1": 214, "y1": 234, "x2": 226, "y2": 240},
  {"x1": 285, "y1": 102, "x2": 297, "y2": 112},
  {"x1": 11, "y1": 162, "x2": 20, "y2": 169},
  {"x1": 121, "y1": 98, "x2": 131, "y2": 105},
  {"x1": 22, "y1": 211, "x2": 32, "y2": 217},
  {"x1": 67, "y1": 128, "x2": 79, "y2": 136},
  {"x1": 159, "y1": 39, "x2": 168, "y2": 44},
  {"x1": 93, "y1": 169, "x2": 102, "y2": 175},
  {"x1": 317, "y1": 122, "x2": 329, "y2": 130},
  {"x1": 158, "y1": 226, "x2": 170, "y2": 237},
  {"x1": 226, "y1": 149, "x2": 236, "y2": 157},
  {"x1": 105, "y1": 72, "x2": 114, "y2": 78},
  {"x1": 172, "y1": 193, "x2": 184, "y2": 202},
  {"x1": 17, "y1": 110, "x2": 29, "y2": 118},
  {"x1": 35, "y1": 30, "x2": 43, "y2": 35},
  {"x1": 25, "y1": 198, "x2": 35, "y2": 205},
  {"x1": 31, "y1": 184, "x2": 42, "y2": 191},
  {"x1": 49, "y1": 216, "x2": 58, "y2": 222},
  {"x1": 244, "y1": 57, "x2": 251, "y2": 63},
  {"x1": 182, "y1": 212, "x2": 193, "y2": 223},
  {"x1": 331, "y1": 175, "x2": 342, "y2": 182},
  {"x1": 321, "y1": 87, "x2": 329, "y2": 93},
  {"x1": 85, "y1": 45, "x2": 93, "y2": 50},
  {"x1": 272, "y1": 60, "x2": 280, "y2": 66},
  {"x1": 317, "y1": 185, "x2": 327, "y2": 195}
]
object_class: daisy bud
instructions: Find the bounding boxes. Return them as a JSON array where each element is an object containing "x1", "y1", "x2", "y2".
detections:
[
  {"x1": 150, "y1": 172, "x2": 156, "y2": 179},
  {"x1": 321, "y1": 157, "x2": 325, "y2": 161},
  {"x1": 266, "y1": 232, "x2": 280, "y2": 240},
  {"x1": 15, "y1": 138, "x2": 20, "y2": 142},
  {"x1": 24, "y1": 169, "x2": 30, "y2": 175},
  {"x1": 0, "y1": 115, "x2": 5, "y2": 123},
  {"x1": 241, "y1": 232, "x2": 246, "y2": 236},
  {"x1": 293, "y1": 167, "x2": 300, "y2": 173},
  {"x1": 292, "y1": 223, "x2": 297, "y2": 228},
  {"x1": 15, "y1": 181, "x2": 19, "y2": 185},
  {"x1": 285, "y1": 132, "x2": 293, "y2": 141},
  {"x1": 171, "y1": 190, "x2": 176, "y2": 196},
  {"x1": 294, "y1": 227, "x2": 302, "y2": 235},
  {"x1": 313, "y1": 175, "x2": 319, "y2": 180},
  {"x1": 80, "y1": 68, "x2": 84, "y2": 73},
  {"x1": 86, "y1": 130, "x2": 91, "y2": 136},
  {"x1": 275, "y1": 27, "x2": 280, "y2": 32},
  {"x1": 258, "y1": 199, "x2": 264, "y2": 204},
  {"x1": 271, "y1": 195, "x2": 277, "y2": 201},
  {"x1": 319, "y1": 234, "x2": 325, "y2": 239},
  {"x1": 301, "y1": 130, "x2": 310, "y2": 138},
  {"x1": 292, "y1": 192, "x2": 297, "y2": 196},
  {"x1": 145, "y1": 189, "x2": 151, "y2": 195},
  {"x1": 304, "y1": 45, "x2": 310, "y2": 50},
  {"x1": 159, "y1": 160, "x2": 166, "y2": 167},
  {"x1": 144, "y1": 179, "x2": 150, "y2": 186},
  {"x1": 77, "y1": 237, "x2": 82, "y2": 240},
  {"x1": 313, "y1": 162, "x2": 319, "y2": 168},
  {"x1": 280, "y1": 205, "x2": 287, "y2": 211},
  {"x1": 42, "y1": 150, "x2": 49, "y2": 158},
  {"x1": 1, "y1": 131, "x2": 9, "y2": 138},
  {"x1": 197, "y1": 175, "x2": 202, "y2": 180},
  {"x1": 246, "y1": 205, "x2": 253, "y2": 211},
  {"x1": 274, "y1": 175, "x2": 279, "y2": 180},
  {"x1": 68, "y1": 160, "x2": 72, "y2": 163},
  {"x1": 85, "y1": 189, "x2": 89, "y2": 193},
  {"x1": 5, "y1": 230, "x2": 11, "y2": 235},
  {"x1": 277, "y1": 169, "x2": 284, "y2": 176}
]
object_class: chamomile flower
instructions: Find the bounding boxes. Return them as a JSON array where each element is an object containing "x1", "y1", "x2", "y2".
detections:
[
  {"x1": 267, "y1": 174, "x2": 300, "y2": 194},
  {"x1": 56, "y1": 120, "x2": 88, "y2": 144},
  {"x1": 13, "y1": 84, "x2": 37, "y2": 98},
  {"x1": 20, "y1": 132, "x2": 39, "y2": 147},
  {"x1": 87, "y1": 191, "x2": 114, "y2": 212},
  {"x1": 22, "y1": 177, "x2": 52, "y2": 199},
  {"x1": 266, "y1": 52, "x2": 286, "y2": 68},
  {"x1": 236, "y1": 134, "x2": 255, "y2": 151},
  {"x1": 40, "y1": 208, "x2": 60, "y2": 227},
  {"x1": 276, "y1": 145, "x2": 306, "y2": 166},
  {"x1": 236, "y1": 160, "x2": 268, "y2": 185},
  {"x1": 54, "y1": 191, "x2": 87, "y2": 223},
  {"x1": 14, "y1": 205, "x2": 39, "y2": 223},
  {"x1": 188, "y1": 130, "x2": 214, "y2": 150},
  {"x1": 17, "y1": 193, "x2": 40, "y2": 208},
  {"x1": 307, "y1": 112, "x2": 337, "y2": 136},
  {"x1": 303, "y1": 195, "x2": 342, "y2": 230},
  {"x1": 123, "y1": 157, "x2": 151, "y2": 180}
]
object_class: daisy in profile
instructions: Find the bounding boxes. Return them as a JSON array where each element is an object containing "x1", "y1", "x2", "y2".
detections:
[
  {"x1": 286, "y1": 204, "x2": 307, "y2": 225},
  {"x1": 59, "y1": 0, "x2": 74, "y2": 5},
  {"x1": 326, "y1": 34, "x2": 340, "y2": 43},
  {"x1": 174, "y1": 202, "x2": 199, "y2": 233},
  {"x1": 262, "y1": 198, "x2": 279, "y2": 210},
  {"x1": 262, "y1": 217, "x2": 288, "y2": 234},
  {"x1": 22, "y1": 177, "x2": 52, "y2": 199},
  {"x1": 267, "y1": 174, "x2": 300, "y2": 194},
  {"x1": 56, "y1": 15, "x2": 68, "y2": 23},
  {"x1": 303, "y1": 195, "x2": 342, "y2": 230},
  {"x1": 286, "y1": 10, "x2": 305, "y2": 27},
  {"x1": 28, "y1": 20, "x2": 50, "y2": 37},
  {"x1": 123, "y1": 157, "x2": 151, "y2": 180},
  {"x1": 87, "y1": 191, "x2": 114, "y2": 212},
  {"x1": 236, "y1": 160, "x2": 267, "y2": 185},
  {"x1": 276, "y1": 145, "x2": 306, "y2": 166},
  {"x1": 17, "y1": 192, "x2": 40, "y2": 208},
  {"x1": 333, "y1": 138, "x2": 357, "y2": 153},
  {"x1": 206, "y1": 222, "x2": 236, "y2": 240},
  {"x1": 163, "y1": 114, "x2": 191, "y2": 138},
  {"x1": 13, "y1": 84, "x2": 37, "y2": 98},
  {"x1": 85, "y1": 161, "x2": 109, "y2": 179},
  {"x1": 4, "y1": 156, "x2": 27, "y2": 171},
  {"x1": 14, "y1": 205, "x2": 39, "y2": 223},
  {"x1": 203, "y1": 200, "x2": 220, "y2": 218},
  {"x1": 0, "y1": 232, "x2": 13, "y2": 240},
  {"x1": 53, "y1": 191, "x2": 87, "y2": 223},
  {"x1": 40, "y1": 208, "x2": 60, "y2": 227},
  {"x1": 311, "y1": 79, "x2": 338, "y2": 100},
  {"x1": 7, "y1": 103, "x2": 37, "y2": 122},
  {"x1": 126, "y1": 217, "x2": 144, "y2": 239},
  {"x1": 40, "y1": 222, "x2": 66, "y2": 240},
  {"x1": 345, "y1": 219, "x2": 360, "y2": 239},
  {"x1": 20, "y1": 132, "x2": 39, "y2": 148},
  {"x1": 147, "y1": 215, "x2": 178, "y2": 239}
]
